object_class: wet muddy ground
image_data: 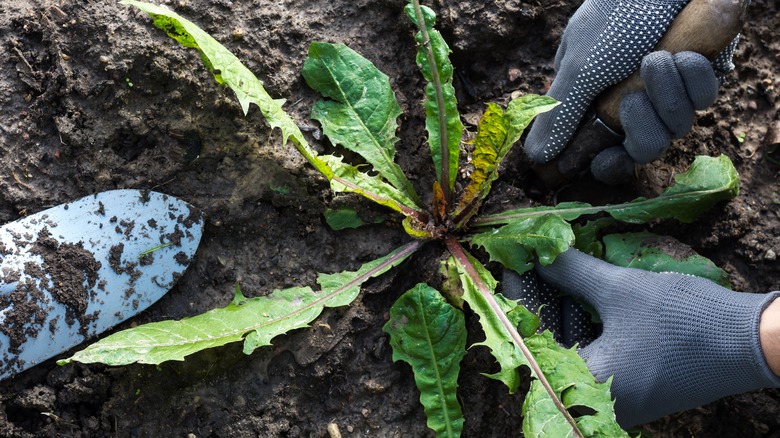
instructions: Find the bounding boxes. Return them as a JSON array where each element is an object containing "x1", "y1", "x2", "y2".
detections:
[{"x1": 0, "y1": 0, "x2": 778, "y2": 436}]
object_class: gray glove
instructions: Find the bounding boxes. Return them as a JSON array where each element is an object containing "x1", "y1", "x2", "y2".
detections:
[
  {"x1": 523, "y1": 0, "x2": 733, "y2": 184},
  {"x1": 594, "y1": 50, "x2": 721, "y2": 182},
  {"x1": 502, "y1": 269, "x2": 599, "y2": 348},
  {"x1": 504, "y1": 249, "x2": 780, "y2": 428}
]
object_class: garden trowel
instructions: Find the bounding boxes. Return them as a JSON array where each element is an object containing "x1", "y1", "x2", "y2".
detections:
[{"x1": 0, "y1": 189, "x2": 204, "y2": 380}]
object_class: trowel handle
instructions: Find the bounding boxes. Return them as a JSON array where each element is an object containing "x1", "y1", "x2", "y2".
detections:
[{"x1": 595, "y1": 0, "x2": 749, "y2": 131}]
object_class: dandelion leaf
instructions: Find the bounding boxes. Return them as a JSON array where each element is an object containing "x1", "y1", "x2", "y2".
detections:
[{"x1": 384, "y1": 284, "x2": 467, "y2": 438}]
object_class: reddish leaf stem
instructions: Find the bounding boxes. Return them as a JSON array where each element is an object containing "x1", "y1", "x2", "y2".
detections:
[
  {"x1": 445, "y1": 238, "x2": 584, "y2": 438},
  {"x1": 411, "y1": 0, "x2": 451, "y2": 206}
]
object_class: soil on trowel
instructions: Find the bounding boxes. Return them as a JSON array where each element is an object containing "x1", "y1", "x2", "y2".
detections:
[
  {"x1": 0, "y1": 0, "x2": 778, "y2": 437},
  {"x1": 0, "y1": 226, "x2": 100, "y2": 376}
]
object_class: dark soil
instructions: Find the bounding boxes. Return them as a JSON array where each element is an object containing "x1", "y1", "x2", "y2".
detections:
[
  {"x1": 1, "y1": 0, "x2": 778, "y2": 437},
  {"x1": 31, "y1": 228, "x2": 101, "y2": 337}
]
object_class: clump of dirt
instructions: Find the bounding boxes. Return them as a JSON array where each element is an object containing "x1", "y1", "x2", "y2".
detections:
[
  {"x1": 639, "y1": 234, "x2": 699, "y2": 260},
  {"x1": 0, "y1": 226, "x2": 101, "y2": 364},
  {"x1": 31, "y1": 228, "x2": 101, "y2": 335},
  {"x1": 0, "y1": 277, "x2": 47, "y2": 356},
  {"x1": 0, "y1": 0, "x2": 778, "y2": 437}
]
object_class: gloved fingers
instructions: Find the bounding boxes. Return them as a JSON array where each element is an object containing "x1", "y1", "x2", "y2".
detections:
[
  {"x1": 641, "y1": 51, "x2": 695, "y2": 138},
  {"x1": 523, "y1": 5, "x2": 600, "y2": 165},
  {"x1": 576, "y1": 336, "x2": 601, "y2": 368},
  {"x1": 502, "y1": 270, "x2": 602, "y2": 348},
  {"x1": 523, "y1": 83, "x2": 583, "y2": 164},
  {"x1": 524, "y1": 0, "x2": 690, "y2": 166},
  {"x1": 501, "y1": 269, "x2": 562, "y2": 334},
  {"x1": 673, "y1": 51, "x2": 719, "y2": 110},
  {"x1": 621, "y1": 91, "x2": 672, "y2": 164},
  {"x1": 536, "y1": 248, "x2": 625, "y2": 312},
  {"x1": 617, "y1": 51, "x2": 718, "y2": 171},
  {"x1": 560, "y1": 296, "x2": 600, "y2": 348},
  {"x1": 591, "y1": 146, "x2": 636, "y2": 185},
  {"x1": 575, "y1": 337, "x2": 612, "y2": 384}
]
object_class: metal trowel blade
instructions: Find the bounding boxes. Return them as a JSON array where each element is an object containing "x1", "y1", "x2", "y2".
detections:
[{"x1": 0, "y1": 189, "x2": 204, "y2": 380}]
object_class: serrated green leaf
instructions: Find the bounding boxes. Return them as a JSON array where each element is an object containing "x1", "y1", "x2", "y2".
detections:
[
  {"x1": 60, "y1": 242, "x2": 420, "y2": 366},
  {"x1": 475, "y1": 155, "x2": 739, "y2": 227},
  {"x1": 123, "y1": 1, "x2": 332, "y2": 178},
  {"x1": 124, "y1": 2, "x2": 428, "y2": 220},
  {"x1": 603, "y1": 232, "x2": 731, "y2": 287},
  {"x1": 405, "y1": 2, "x2": 463, "y2": 193},
  {"x1": 384, "y1": 284, "x2": 467, "y2": 438},
  {"x1": 604, "y1": 155, "x2": 739, "y2": 223},
  {"x1": 523, "y1": 331, "x2": 628, "y2": 437},
  {"x1": 473, "y1": 201, "x2": 593, "y2": 227},
  {"x1": 448, "y1": 242, "x2": 606, "y2": 436},
  {"x1": 302, "y1": 42, "x2": 422, "y2": 207},
  {"x1": 451, "y1": 251, "x2": 533, "y2": 392},
  {"x1": 504, "y1": 95, "x2": 560, "y2": 145},
  {"x1": 466, "y1": 214, "x2": 574, "y2": 275},
  {"x1": 322, "y1": 154, "x2": 422, "y2": 217}
]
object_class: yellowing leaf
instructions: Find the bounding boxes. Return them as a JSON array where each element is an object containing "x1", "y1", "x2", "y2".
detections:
[
  {"x1": 453, "y1": 96, "x2": 558, "y2": 227},
  {"x1": 454, "y1": 104, "x2": 508, "y2": 216}
]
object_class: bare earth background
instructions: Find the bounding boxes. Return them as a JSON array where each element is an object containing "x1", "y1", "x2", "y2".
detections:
[{"x1": 0, "y1": 0, "x2": 778, "y2": 436}]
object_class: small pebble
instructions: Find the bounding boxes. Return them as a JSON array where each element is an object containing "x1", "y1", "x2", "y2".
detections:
[
  {"x1": 766, "y1": 249, "x2": 776, "y2": 261},
  {"x1": 764, "y1": 120, "x2": 780, "y2": 147},
  {"x1": 231, "y1": 28, "x2": 245, "y2": 40},
  {"x1": 327, "y1": 423, "x2": 342, "y2": 438},
  {"x1": 362, "y1": 378, "x2": 386, "y2": 394},
  {"x1": 507, "y1": 67, "x2": 522, "y2": 82},
  {"x1": 99, "y1": 55, "x2": 110, "y2": 64}
]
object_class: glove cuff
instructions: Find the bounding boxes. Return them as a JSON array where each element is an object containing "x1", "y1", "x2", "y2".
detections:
[{"x1": 745, "y1": 291, "x2": 780, "y2": 387}]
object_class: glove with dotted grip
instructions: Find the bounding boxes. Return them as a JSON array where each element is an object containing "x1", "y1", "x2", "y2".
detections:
[
  {"x1": 523, "y1": 0, "x2": 737, "y2": 184},
  {"x1": 503, "y1": 249, "x2": 780, "y2": 428}
]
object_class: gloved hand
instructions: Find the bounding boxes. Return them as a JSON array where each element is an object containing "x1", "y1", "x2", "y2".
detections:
[
  {"x1": 523, "y1": 0, "x2": 737, "y2": 184},
  {"x1": 502, "y1": 249, "x2": 780, "y2": 428}
]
